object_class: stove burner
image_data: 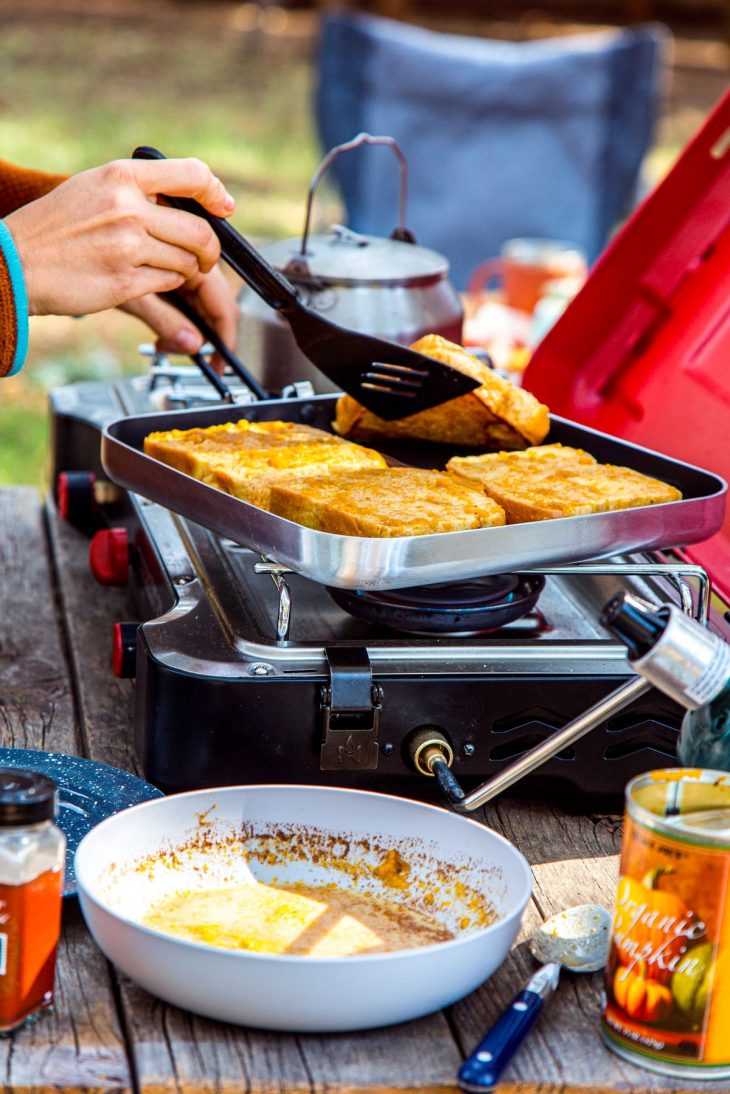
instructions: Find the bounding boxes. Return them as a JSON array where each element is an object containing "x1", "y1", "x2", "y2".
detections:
[{"x1": 327, "y1": 574, "x2": 546, "y2": 635}]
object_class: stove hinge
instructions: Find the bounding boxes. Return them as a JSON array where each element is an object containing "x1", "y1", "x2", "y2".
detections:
[{"x1": 320, "y1": 647, "x2": 382, "y2": 771}]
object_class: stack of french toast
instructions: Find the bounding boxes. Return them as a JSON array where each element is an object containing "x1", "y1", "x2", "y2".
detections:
[{"x1": 143, "y1": 335, "x2": 681, "y2": 539}]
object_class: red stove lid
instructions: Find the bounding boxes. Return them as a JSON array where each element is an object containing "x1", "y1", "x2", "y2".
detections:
[{"x1": 523, "y1": 88, "x2": 730, "y2": 601}]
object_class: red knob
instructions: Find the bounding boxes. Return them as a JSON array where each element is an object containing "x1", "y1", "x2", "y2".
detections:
[
  {"x1": 57, "y1": 470, "x2": 96, "y2": 522},
  {"x1": 112, "y1": 622, "x2": 138, "y2": 678},
  {"x1": 89, "y1": 528, "x2": 129, "y2": 586}
]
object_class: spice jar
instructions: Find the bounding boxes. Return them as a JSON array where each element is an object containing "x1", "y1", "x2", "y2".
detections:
[{"x1": 0, "y1": 768, "x2": 65, "y2": 1033}]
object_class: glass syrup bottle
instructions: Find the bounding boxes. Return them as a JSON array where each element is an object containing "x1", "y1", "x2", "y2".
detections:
[
  {"x1": 601, "y1": 592, "x2": 730, "y2": 770},
  {"x1": 0, "y1": 768, "x2": 65, "y2": 1033}
]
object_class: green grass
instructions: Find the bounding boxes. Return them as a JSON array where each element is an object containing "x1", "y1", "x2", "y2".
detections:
[
  {"x1": 0, "y1": 392, "x2": 47, "y2": 486},
  {"x1": 0, "y1": 3, "x2": 328, "y2": 489},
  {"x1": 0, "y1": 15, "x2": 320, "y2": 232}
]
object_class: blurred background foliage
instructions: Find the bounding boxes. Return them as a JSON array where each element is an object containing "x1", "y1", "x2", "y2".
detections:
[{"x1": 0, "y1": 0, "x2": 727, "y2": 488}]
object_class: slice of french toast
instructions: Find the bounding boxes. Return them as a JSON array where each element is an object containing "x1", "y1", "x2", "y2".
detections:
[
  {"x1": 268, "y1": 467, "x2": 506, "y2": 537},
  {"x1": 144, "y1": 418, "x2": 387, "y2": 509},
  {"x1": 447, "y1": 444, "x2": 681, "y2": 522},
  {"x1": 334, "y1": 334, "x2": 550, "y2": 449}
]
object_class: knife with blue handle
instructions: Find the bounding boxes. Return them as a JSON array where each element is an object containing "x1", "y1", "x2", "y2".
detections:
[{"x1": 458, "y1": 963, "x2": 560, "y2": 1092}]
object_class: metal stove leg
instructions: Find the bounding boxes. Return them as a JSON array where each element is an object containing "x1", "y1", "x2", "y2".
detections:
[{"x1": 254, "y1": 559, "x2": 293, "y2": 642}]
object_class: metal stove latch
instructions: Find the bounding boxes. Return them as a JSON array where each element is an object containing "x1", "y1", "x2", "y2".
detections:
[{"x1": 320, "y1": 647, "x2": 381, "y2": 771}]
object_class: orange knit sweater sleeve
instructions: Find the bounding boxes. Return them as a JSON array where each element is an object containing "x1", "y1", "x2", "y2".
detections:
[
  {"x1": 0, "y1": 161, "x2": 67, "y2": 376},
  {"x1": 0, "y1": 160, "x2": 67, "y2": 218}
]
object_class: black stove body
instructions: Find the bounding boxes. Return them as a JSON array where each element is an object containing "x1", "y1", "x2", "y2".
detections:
[{"x1": 51, "y1": 368, "x2": 722, "y2": 808}]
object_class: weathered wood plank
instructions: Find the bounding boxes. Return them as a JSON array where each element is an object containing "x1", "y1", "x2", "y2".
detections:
[
  {"x1": 114, "y1": 979, "x2": 313, "y2": 1094},
  {"x1": 117, "y1": 980, "x2": 463, "y2": 1094},
  {"x1": 295, "y1": 1013, "x2": 461, "y2": 1092},
  {"x1": 0, "y1": 489, "x2": 131, "y2": 1092},
  {"x1": 0, "y1": 488, "x2": 77, "y2": 755},
  {"x1": 47, "y1": 503, "x2": 137, "y2": 774}
]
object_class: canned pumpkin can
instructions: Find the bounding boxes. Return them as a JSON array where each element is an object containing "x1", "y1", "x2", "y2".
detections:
[{"x1": 602, "y1": 768, "x2": 730, "y2": 1079}]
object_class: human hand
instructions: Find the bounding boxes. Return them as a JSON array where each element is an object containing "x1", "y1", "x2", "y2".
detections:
[
  {"x1": 120, "y1": 265, "x2": 238, "y2": 375},
  {"x1": 4, "y1": 158, "x2": 235, "y2": 318}
]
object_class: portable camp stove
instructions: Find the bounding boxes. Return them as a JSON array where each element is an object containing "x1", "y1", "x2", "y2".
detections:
[{"x1": 49, "y1": 361, "x2": 726, "y2": 808}]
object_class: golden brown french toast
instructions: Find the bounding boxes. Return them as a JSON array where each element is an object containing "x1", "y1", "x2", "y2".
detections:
[
  {"x1": 143, "y1": 418, "x2": 387, "y2": 509},
  {"x1": 447, "y1": 443, "x2": 597, "y2": 482},
  {"x1": 143, "y1": 419, "x2": 345, "y2": 479},
  {"x1": 268, "y1": 468, "x2": 506, "y2": 537},
  {"x1": 447, "y1": 445, "x2": 681, "y2": 522},
  {"x1": 334, "y1": 334, "x2": 550, "y2": 449},
  {"x1": 209, "y1": 443, "x2": 388, "y2": 509}
]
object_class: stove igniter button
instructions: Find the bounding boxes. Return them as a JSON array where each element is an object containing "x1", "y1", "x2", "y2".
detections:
[
  {"x1": 89, "y1": 529, "x2": 130, "y2": 586},
  {"x1": 112, "y1": 622, "x2": 138, "y2": 679}
]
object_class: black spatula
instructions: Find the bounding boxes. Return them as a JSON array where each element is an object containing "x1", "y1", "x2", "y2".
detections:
[{"x1": 133, "y1": 146, "x2": 480, "y2": 420}]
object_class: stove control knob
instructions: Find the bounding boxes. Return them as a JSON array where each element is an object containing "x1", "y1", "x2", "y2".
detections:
[
  {"x1": 57, "y1": 470, "x2": 96, "y2": 524},
  {"x1": 89, "y1": 528, "x2": 130, "y2": 586},
  {"x1": 112, "y1": 622, "x2": 138, "y2": 679},
  {"x1": 57, "y1": 472, "x2": 120, "y2": 529}
]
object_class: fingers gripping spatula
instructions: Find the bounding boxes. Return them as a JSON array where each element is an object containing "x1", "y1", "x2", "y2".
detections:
[{"x1": 133, "y1": 146, "x2": 480, "y2": 420}]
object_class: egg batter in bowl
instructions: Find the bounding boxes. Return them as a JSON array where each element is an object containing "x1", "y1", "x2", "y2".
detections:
[{"x1": 142, "y1": 879, "x2": 454, "y2": 956}]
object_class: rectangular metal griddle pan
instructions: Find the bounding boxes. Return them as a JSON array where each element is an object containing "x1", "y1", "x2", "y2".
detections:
[{"x1": 101, "y1": 395, "x2": 727, "y2": 591}]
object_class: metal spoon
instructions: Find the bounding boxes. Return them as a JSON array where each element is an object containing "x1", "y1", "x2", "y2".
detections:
[{"x1": 458, "y1": 903, "x2": 612, "y2": 1092}]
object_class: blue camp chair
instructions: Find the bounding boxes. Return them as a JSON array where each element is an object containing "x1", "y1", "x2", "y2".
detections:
[{"x1": 314, "y1": 13, "x2": 667, "y2": 288}]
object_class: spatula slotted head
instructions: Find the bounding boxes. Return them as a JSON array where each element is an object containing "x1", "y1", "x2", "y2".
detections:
[
  {"x1": 126, "y1": 153, "x2": 478, "y2": 418},
  {"x1": 284, "y1": 314, "x2": 481, "y2": 420}
]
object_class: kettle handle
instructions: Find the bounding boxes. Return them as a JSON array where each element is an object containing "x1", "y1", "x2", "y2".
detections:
[{"x1": 299, "y1": 133, "x2": 416, "y2": 260}]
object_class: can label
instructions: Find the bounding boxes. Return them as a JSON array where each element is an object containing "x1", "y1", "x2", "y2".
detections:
[{"x1": 603, "y1": 811, "x2": 730, "y2": 1070}]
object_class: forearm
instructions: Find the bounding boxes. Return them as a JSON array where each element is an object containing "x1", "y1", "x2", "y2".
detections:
[
  {"x1": 0, "y1": 160, "x2": 67, "y2": 218},
  {"x1": 0, "y1": 219, "x2": 28, "y2": 377}
]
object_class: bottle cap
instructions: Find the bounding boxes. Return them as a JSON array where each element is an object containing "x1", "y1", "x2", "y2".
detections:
[
  {"x1": 632, "y1": 605, "x2": 730, "y2": 711},
  {"x1": 0, "y1": 768, "x2": 58, "y2": 826},
  {"x1": 601, "y1": 592, "x2": 666, "y2": 660}
]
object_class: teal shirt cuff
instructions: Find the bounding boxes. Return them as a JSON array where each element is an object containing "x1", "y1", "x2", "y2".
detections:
[{"x1": 0, "y1": 218, "x2": 29, "y2": 376}]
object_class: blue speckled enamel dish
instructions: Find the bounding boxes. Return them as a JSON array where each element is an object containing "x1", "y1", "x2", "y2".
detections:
[{"x1": 0, "y1": 749, "x2": 162, "y2": 897}]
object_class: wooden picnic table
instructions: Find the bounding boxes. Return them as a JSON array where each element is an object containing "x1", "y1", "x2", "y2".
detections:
[{"x1": 1, "y1": 484, "x2": 727, "y2": 1093}]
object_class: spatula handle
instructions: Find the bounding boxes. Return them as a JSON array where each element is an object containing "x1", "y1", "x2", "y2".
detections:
[
  {"x1": 162, "y1": 288, "x2": 268, "y2": 401},
  {"x1": 132, "y1": 146, "x2": 299, "y2": 313},
  {"x1": 189, "y1": 351, "x2": 235, "y2": 404}
]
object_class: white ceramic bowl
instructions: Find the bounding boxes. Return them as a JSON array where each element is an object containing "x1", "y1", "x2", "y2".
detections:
[{"x1": 75, "y1": 785, "x2": 531, "y2": 1032}]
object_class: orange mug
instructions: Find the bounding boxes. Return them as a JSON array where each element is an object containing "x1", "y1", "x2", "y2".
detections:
[{"x1": 468, "y1": 238, "x2": 587, "y2": 315}]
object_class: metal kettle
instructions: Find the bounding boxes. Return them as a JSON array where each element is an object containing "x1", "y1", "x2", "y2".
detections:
[{"x1": 236, "y1": 134, "x2": 463, "y2": 394}]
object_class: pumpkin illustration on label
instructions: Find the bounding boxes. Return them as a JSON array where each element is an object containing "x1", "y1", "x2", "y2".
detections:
[
  {"x1": 612, "y1": 866, "x2": 705, "y2": 984},
  {"x1": 613, "y1": 962, "x2": 673, "y2": 1024}
]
